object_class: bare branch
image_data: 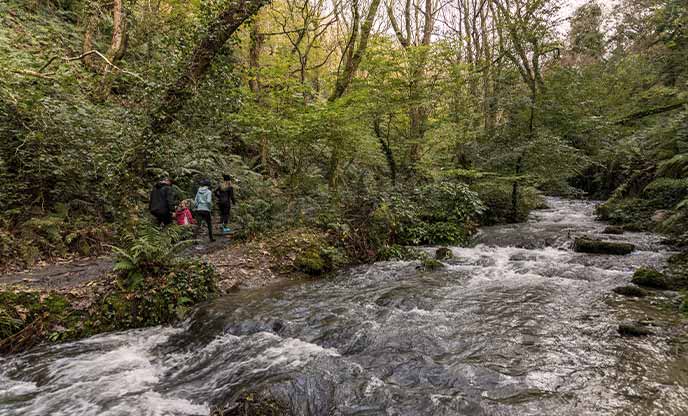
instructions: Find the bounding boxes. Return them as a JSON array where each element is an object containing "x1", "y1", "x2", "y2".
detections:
[{"x1": 38, "y1": 50, "x2": 144, "y2": 81}]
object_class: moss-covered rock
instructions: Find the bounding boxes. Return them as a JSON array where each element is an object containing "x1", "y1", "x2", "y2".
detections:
[
  {"x1": 613, "y1": 285, "x2": 647, "y2": 297},
  {"x1": 435, "y1": 247, "x2": 453, "y2": 260},
  {"x1": 294, "y1": 248, "x2": 327, "y2": 275},
  {"x1": 602, "y1": 226, "x2": 624, "y2": 235},
  {"x1": 573, "y1": 237, "x2": 635, "y2": 255},
  {"x1": 618, "y1": 323, "x2": 653, "y2": 337},
  {"x1": 420, "y1": 257, "x2": 444, "y2": 270},
  {"x1": 631, "y1": 267, "x2": 669, "y2": 290}
]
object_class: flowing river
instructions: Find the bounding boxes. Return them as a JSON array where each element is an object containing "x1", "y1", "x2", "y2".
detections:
[{"x1": 2, "y1": 198, "x2": 688, "y2": 415}]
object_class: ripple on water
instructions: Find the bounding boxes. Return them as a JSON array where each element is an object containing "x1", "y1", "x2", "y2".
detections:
[{"x1": 1, "y1": 198, "x2": 687, "y2": 415}]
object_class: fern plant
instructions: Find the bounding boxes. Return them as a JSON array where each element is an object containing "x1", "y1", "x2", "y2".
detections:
[{"x1": 112, "y1": 224, "x2": 195, "y2": 290}]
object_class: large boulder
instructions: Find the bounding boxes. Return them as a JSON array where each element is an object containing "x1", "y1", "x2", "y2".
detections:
[{"x1": 573, "y1": 237, "x2": 635, "y2": 255}]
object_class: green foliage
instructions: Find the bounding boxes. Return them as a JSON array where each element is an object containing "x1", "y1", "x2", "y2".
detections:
[
  {"x1": 100, "y1": 260, "x2": 217, "y2": 328},
  {"x1": 642, "y1": 178, "x2": 688, "y2": 208},
  {"x1": 393, "y1": 182, "x2": 485, "y2": 246},
  {"x1": 657, "y1": 154, "x2": 688, "y2": 178},
  {"x1": 112, "y1": 223, "x2": 194, "y2": 289},
  {"x1": 472, "y1": 182, "x2": 543, "y2": 225},
  {"x1": 0, "y1": 260, "x2": 217, "y2": 352}
]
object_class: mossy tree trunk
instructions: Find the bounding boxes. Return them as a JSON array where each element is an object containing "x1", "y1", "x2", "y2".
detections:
[{"x1": 137, "y1": 0, "x2": 272, "y2": 176}]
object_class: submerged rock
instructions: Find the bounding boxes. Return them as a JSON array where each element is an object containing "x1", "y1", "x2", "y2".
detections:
[
  {"x1": 613, "y1": 285, "x2": 647, "y2": 297},
  {"x1": 618, "y1": 323, "x2": 653, "y2": 337},
  {"x1": 631, "y1": 268, "x2": 669, "y2": 290},
  {"x1": 602, "y1": 226, "x2": 624, "y2": 235},
  {"x1": 573, "y1": 237, "x2": 635, "y2": 255},
  {"x1": 435, "y1": 247, "x2": 453, "y2": 260}
]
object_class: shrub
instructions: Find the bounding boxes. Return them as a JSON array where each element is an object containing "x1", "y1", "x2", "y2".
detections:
[
  {"x1": 112, "y1": 223, "x2": 195, "y2": 290},
  {"x1": 471, "y1": 182, "x2": 543, "y2": 225},
  {"x1": 642, "y1": 178, "x2": 688, "y2": 209}
]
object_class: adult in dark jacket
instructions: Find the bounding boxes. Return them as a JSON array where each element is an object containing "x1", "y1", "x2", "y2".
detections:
[
  {"x1": 214, "y1": 174, "x2": 237, "y2": 233},
  {"x1": 149, "y1": 178, "x2": 176, "y2": 226}
]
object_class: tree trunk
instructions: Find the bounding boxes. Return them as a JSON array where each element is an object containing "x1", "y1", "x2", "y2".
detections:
[
  {"x1": 249, "y1": 20, "x2": 263, "y2": 94},
  {"x1": 136, "y1": 0, "x2": 271, "y2": 176},
  {"x1": 329, "y1": 0, "x2": 382, "y2": 101},
  {"x1": 98, "y1": 0, "x2": 127, "y2": 98},
  {"x1": 82, "y1": 6, "x2": 100, "y2": 72},
  {"x1": 374, "y1": 116, "x2": 397, "y2": 185}
]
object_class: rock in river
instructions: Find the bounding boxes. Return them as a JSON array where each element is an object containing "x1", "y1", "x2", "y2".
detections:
[{"x1": 573, "y1": 237, "x2": 635, "y2": 255}]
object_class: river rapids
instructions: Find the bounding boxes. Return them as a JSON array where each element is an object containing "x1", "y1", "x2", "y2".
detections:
[{"x1": 1, "y1": 198, "x2": 687, "y2": 415}]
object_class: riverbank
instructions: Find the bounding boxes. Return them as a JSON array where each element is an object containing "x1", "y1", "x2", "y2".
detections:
[{"x1": 0, "y1": 227, "x2": 347, "y2": 354}]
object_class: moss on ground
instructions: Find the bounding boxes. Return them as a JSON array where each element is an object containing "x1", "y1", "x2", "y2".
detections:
[{"x1": 294, "y1": 248, "x2": 327, "y2": 275}]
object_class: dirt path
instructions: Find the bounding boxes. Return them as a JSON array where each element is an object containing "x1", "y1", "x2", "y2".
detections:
[{"x1": 0, "y1": 231, "x2": 305, "y2": 294}]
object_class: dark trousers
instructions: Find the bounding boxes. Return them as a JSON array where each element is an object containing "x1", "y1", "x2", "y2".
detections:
[
  {"x1": 219, "y1": 202, "x2": 230, "y2": 225},
  {"x1": 152, "y1": 211, "x2": 172, "y2": 226},
  {"x1": 196, "y1": 210, "x2": 214, "y2": 241}
]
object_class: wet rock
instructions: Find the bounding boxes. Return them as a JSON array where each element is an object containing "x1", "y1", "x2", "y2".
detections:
[
  {"x1": 618, "y1": 323, "x2": 653, "y2": 337},
  {"x1": 612, "y1": 285, "x2": 647, "y2": 297},
  {"x1": 435, "y1": 247, "x2": 453, "y2": 260},
  {"x1": 420, "y1": 257, "x2": 444, "y2": 270},
  {"x1": 602, "y1": 226, "x2": 624, "y2": 235},
  {"x1": 573, "y1": 237, "x2": 635, "y2": 255},
  {"x1": 631, "y1": 268, "x2": 669, "y2": 290}
]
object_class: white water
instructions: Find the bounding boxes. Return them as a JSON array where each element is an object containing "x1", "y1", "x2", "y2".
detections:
[{"x1": 1, "y1": 198, "x2": 687, "y2": 415}]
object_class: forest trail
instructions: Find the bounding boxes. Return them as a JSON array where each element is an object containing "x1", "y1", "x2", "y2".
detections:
[
  {"x1": 2, "y1": 198, "x2": 687, "y2": 416},
  {"x1": 0, "y1": 232, "x2": 281, "y2": 294}
]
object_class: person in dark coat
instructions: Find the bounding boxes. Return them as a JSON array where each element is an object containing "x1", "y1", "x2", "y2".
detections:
[
  {"x1": 149, "y1": 177, "x2": 176, "y2": 226},
  {"x1": 214, "y1": 174, "x2": 237, "y2": 233}
]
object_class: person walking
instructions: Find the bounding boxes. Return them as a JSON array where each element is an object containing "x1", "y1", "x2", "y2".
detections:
[
  {"x1": 214, "y1": 174, "x2": 237, "y2": 233},
  {"x1": 194, "y1": 179, "x2": 214, "y2": 242},
  {"x1": 175, "y1": 200, "x2": 195, "y2": 226},
  {"x1": 149, "y1": 177, "x2": 176, "y2": 226}
]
